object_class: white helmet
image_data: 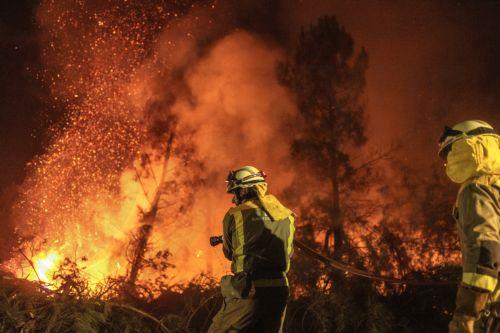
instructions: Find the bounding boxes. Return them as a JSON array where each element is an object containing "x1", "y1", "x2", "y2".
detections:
[
  {"x1": 438, "y1": 120, "x2": 497, "y2": 159},
  {"x1": 226, "y1": 166, "x2": 267, "y2": 193}
]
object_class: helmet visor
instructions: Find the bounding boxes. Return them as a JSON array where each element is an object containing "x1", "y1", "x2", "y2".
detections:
[
  {"x1": 438, "y1": 126, "x2": 498, "y2": 159},
  {"x1": 225, "y1": 169, "x2": 267, "y2": 193}
]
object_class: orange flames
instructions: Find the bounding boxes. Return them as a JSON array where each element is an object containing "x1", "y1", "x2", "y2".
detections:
[
  {"x1": 32, "y1": 250, "x2": 62, "y2": 284},
  {"x1": 8, "y1": 0, "x2": 295, "y2": 290}
]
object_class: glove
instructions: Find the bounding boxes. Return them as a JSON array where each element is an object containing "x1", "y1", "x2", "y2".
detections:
[
  {"x1": 448, "y1": 284, "x2": 489, "y2": 333},
  {"x1": 448, "y1": 317, "x2": 474, "y2": 333},
  {"x1": 454, "y1": 284, "x2": 489, "y2": 319}
]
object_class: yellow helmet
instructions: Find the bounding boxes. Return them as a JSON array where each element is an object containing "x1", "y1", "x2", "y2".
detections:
[
  {"x1": 226, "y1": 166, "x2": 267, "y2": 193},
  {"x1": 438, "y1": 120, "x2": 498, "y2": 158}
]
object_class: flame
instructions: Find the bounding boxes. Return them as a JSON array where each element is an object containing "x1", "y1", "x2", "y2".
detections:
[
  {"x1": 7, "y1": 0, "x2": 297, "y2": 291},
  {"x1": 32, "y1": 250, "x2": 62, "y2": 283}
]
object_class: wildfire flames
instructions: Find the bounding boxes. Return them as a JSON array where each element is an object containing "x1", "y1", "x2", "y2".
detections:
[
  {"x1": 6, "y1": 0, "x2": 296, "y2": 290},
  {"x1": 32, "y1": 251, "x2": 62, "y2": 283}
]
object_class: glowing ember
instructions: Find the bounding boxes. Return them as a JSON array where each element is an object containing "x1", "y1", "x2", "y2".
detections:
[
  {"x1": 7, "y1": 0, "x2": 201, "y2": 289},
  {"x1": 8, "y1": 0, "x2": 298, "y2": 291}
]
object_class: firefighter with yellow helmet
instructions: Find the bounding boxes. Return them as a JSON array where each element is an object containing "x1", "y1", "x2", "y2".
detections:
[
  {"x1": 208, "y1": 166, "x2": 295, "y2": 332},
  {"x1": 438, "y1": 120, "x2": 500, "y2": 333}
]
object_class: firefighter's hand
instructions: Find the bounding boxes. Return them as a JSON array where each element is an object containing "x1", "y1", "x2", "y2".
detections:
[
  {"x1": 454, "y1": 284, "x2": 489, "y2": 319},
  {"x1": 449, "y1": 284, "x2": 489, "y2": 333},
  {"x1": 448, "y1": 316, "x2": 474, "y2": 333}
]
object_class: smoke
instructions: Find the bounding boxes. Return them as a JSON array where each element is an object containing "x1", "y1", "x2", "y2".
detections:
[
  {"x1": 280, "y1": 0, "x2": 499, "y2": 164},
  {"x1": 174, "y1": 32, "x2": 296, "y2": 186},
  {"x1": 128, "y1": 28, "x2": 298, "y2": 280}
]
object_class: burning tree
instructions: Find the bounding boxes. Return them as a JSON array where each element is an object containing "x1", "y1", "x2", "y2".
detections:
[
  {"x1": 125, "y1": 132, "x2": 175, "y2": 294},
  {"x1": 278, "y1": 16, "x2": 371, "y2": 259}
]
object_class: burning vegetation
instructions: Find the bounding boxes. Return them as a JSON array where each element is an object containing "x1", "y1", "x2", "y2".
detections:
[{"x1": 0, "y1": 0, "x2": 498, "y2": 332}]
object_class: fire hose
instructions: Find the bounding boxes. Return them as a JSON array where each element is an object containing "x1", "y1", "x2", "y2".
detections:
[{"x1": 209, "y1": 236, "x2": 455, "y2": 286}]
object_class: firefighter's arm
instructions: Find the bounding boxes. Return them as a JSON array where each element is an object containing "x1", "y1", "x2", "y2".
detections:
[
  {"x1": 222, "y1": 212, "x2": 234, "y2": 261},
  {"x1": 458, "y1": 183, "x2": 499, "y2": 292},
  {"x1": 453, "y1": 183, "x2": 499, "y2": 323}
]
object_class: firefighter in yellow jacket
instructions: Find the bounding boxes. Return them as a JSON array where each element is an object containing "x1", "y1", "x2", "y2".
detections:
[
  {"x1": 208, "y1": 166, "x2": 295, "y2": 333},
  {"x1": 438, "y1": 120, "x2": 500, "y2": 333}
]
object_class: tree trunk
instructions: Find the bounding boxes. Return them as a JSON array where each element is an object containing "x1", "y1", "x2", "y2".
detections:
[
  {"x1": 323, "y1": 157, "x2": 344, "y2": 260},
  {"x1": 125, "y1": 132, "x2": 175, "y2": 290},
  {"x1": 331, "y1": 166, "x2": 344, "y2": 259}
]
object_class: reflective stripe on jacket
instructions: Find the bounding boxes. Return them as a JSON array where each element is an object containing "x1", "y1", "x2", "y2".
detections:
[
  {"x1": 454, "y1": 175, "x2": 500, "y2": 302},
  {"x1": 222, "y1": 198, "x2": 295, "y2": 287}
]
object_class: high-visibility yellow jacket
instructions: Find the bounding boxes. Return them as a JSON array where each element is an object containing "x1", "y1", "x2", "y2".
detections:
[
  {"x1": 222, "y1": 196, "x2": 295, "y2": 287},
  {"x1": 454, "y1": 175, "x2": 500, "y2": 303}
]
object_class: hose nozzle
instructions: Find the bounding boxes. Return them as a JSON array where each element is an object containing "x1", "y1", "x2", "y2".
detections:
[{"x1": 210, "y1": 235, "x2": 223, "y2": 247}]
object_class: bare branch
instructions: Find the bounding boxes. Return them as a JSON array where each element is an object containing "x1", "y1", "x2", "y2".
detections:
[{"x1": 18, "y1": 248, "x2": 42, "y2": 282}]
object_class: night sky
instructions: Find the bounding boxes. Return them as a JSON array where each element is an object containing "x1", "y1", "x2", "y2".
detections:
[{"x1": 0, "y1": 0, "x2": 51, "y2": 191}]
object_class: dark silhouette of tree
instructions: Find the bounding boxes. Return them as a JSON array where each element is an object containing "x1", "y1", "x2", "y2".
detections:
[
  {"x1": 278, "y1": 16, "x2": 369, "y2": 259},
  {"x1": 0, "y1": 184, "x2": 19, "y2": 262}
]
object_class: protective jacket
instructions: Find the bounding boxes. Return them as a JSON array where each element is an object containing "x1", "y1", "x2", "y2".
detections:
[
  {"x1": 209, "y1": 184, "x2": 295, "y2": 333},
  {"x1": 448, "y1": 131, "x2": 500, "y2": 333},
  {"x1": 454, "y1": 175, "x2": 500, "y2": 296},
  {"x1": 222, "y1": 186, "x2": 295, "y2": 287}
]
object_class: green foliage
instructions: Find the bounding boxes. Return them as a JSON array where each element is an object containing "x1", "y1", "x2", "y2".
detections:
[
  {"x1": 0, "y1": 273, "x2": 175, "y2": 332},
  {"x1": 286, "y1": 285, "x2": 397, "y2": 333},
  {"x1": 286, "y1": 280, "x2": 454, "y2": 333},
  {"x1": 0, "y1": 269, "x2": 224, "y2": 333}
]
